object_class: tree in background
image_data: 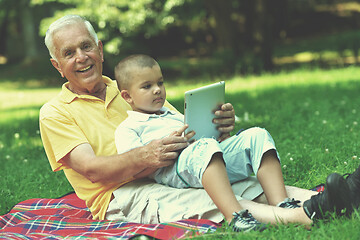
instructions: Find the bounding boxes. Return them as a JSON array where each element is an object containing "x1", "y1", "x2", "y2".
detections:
[
  {"x1": 0, "y1": 0, "x2": 58, "y2": 64},
  {"x1": 0, "y1": 0, "x2": 37, "y2": 62},
  {"x1": 1, "y1": 0, "x2": 359, "y2": 77},
  {"x1": 31, "y1": 0, "x2": 284, "y2": 74}
]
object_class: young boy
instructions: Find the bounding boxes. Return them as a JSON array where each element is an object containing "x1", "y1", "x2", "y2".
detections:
[{"x1": 113, "y1": 54, "x2": 349, "y2": 232}]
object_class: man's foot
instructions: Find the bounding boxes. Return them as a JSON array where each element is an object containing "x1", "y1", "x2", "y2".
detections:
[
  {"x1": 229, "y1": 210, "x2": 267, "y2": 232},
  {"x1": 303, "y1": 173, "x2": 352, "y2": 220},
  {"x1": 344, "y1": 165, "x2": 360, "y2": 210},
  {"x1": 277, "y1": 198, "x2": 301, "y2": 209}
]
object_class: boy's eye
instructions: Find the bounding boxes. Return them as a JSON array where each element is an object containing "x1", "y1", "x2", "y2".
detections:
[
  {"x1": 158, "y1": 81, "x2": 164, "y2": 86},
  {"x1": 143, "y1": 84, "x2": 151, "y2": 89}
]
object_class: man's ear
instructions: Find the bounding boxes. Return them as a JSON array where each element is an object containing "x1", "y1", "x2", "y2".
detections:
[
  {"x1": 50, "y1": 59, "x2": 64, "y2": 78},
  {"x1": 120, "y1": 90, "x2": 133, "y2": 104},
  {"x1": 98, "y1": 40, "x2": 104, "y2": 63}
]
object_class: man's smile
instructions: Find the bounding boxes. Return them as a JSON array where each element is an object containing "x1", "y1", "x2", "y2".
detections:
[{"x1": 77, "y1": 65, "x2": 93, "y2": 73}]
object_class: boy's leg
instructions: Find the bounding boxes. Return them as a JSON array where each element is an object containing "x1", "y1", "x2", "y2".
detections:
[
  {"x1": 173, "y1": 138, "x2": 266, "y2": 230},
  {"x1": 257, "y1": 149, "x2": 288, "y2": 205},
  {"x1": 221, "y1": 127, "x2": 291, "y2": 206},
  {"x1": 201, "y1": 152, "x2": 243, "y2": 222}
]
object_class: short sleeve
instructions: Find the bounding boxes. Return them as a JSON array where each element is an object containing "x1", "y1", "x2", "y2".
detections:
[
  {"x1": 114, "y1": 124, "x2": 144, "y2": 154},
  {"x1": 39, "y1": 105, "x2": 88, "y2": 171}
]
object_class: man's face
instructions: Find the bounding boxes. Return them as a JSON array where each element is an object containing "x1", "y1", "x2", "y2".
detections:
[{"x1": 50, "y1": 23, "x2": 104, "y2": 94}]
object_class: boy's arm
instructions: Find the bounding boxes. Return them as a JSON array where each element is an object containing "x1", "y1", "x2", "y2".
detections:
[
  {"x1": 115, "y1": 125, "x2": 144, "y2": 154},
  {"x1": 115, "y1": 125, "x2": 159, "y2": 179}
]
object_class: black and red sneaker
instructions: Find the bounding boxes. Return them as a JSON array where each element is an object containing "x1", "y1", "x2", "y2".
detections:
[{"x1": 303, "y1": 173, "x2": 352, "y2": 220}]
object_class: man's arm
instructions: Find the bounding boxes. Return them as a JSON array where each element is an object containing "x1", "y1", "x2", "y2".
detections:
[{"x1": 62, "y1": 135, "x2": 190, "y2": 183}]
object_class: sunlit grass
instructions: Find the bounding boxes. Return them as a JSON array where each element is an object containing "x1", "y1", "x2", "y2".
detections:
[
  {"x1": 166, "y1": 66, "x2": 360, "y2": 99},
  {"x1": 0, "y1": 87, "x2": 59, "y2": 110},
  {"x1": 1, "y1": 67, "x2": 360, "y2": 239}
]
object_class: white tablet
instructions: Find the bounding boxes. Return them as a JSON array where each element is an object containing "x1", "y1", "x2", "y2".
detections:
[{"x1": 184, "y1": 81, "x2": 225, "y2": 140}]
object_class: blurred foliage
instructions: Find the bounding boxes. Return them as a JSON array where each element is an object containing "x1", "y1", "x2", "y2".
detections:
[
  {"x1": 31, "y1": 0, "x2": 206, "y2": 56},
  {"x1": 1, "y1": 0, "x2": 360, "y2": 82}
]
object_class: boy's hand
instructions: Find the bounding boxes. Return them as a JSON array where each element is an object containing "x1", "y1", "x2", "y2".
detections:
[
  {"x1": 170, "y1": 124, "x2": 195, "y2": 142},
  {"x1": 213, "y1": 103, "x2": 235, "y2": 142}
]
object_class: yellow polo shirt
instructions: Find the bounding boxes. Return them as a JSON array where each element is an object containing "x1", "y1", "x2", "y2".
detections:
[{"x1": 39, "y1": 76, "x2": 174, "y2": 220}]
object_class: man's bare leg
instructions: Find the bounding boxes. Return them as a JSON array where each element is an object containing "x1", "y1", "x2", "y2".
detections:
[
  {"x1": 239, "y1": 199, "x2": 312, "y2": 225},
  {"x1": 254, "y1": 185, "x2": 318, "y2": 206}
]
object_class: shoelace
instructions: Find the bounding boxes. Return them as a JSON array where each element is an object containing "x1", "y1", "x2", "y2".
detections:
[
  {"x1": 233, "y1": 210, "x2": 258, "y2": 225},
  {"x1": 277, "y1": 198, "x2": 301, "y2": 208}
]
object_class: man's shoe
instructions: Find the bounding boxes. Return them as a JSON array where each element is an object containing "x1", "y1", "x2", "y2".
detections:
[
  {"x1": 344, "y1": 165, "x2": 360, "y2": 210},
  {"x1": 277, "y1": 198, "x2": 301, "y2": 209},
  {"x1": 229, "y1": 210, "x2": 267, "y2": 232},
  {"x1": 303, "y1": 173, "x2": 352, "y2": 220}
]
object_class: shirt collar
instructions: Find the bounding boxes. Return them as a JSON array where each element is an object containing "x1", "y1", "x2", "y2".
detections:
[
  {"x1": 59, "y1": 76, "x2": 118, "y2": 103},
  {"x1": 126, "y1": 107, "x2": 176, "y2": 122}
]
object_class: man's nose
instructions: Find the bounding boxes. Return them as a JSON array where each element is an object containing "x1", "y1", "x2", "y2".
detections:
[{"x1": 75, "y1": 49, "x2": 88, "y2": 62}]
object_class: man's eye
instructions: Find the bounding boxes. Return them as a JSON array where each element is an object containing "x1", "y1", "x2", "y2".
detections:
[
  {"x1": 83, "y1": 44, "x2": 91, "y2": 50},
  {"x1": 64, "y1": 51, "x2": 72, "y2": 57}
]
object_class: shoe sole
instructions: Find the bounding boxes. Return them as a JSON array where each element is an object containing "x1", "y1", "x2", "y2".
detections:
[{"x1": 326, "y1": 173, "x2": 352, "y2": 217}]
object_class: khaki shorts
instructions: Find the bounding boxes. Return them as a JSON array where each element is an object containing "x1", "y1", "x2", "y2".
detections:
[{"x1": 105, "y1": 176, "x2": 263, "y2": 224}]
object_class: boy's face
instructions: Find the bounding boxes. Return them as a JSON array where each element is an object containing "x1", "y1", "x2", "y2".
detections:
[{"x1": 124, "y1": 65, "x2": 166, "y2": 114}]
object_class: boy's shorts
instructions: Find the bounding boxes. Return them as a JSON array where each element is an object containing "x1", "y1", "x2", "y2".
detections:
[{"x1": 152, "y1": 127, "x2": 280, "y2": 188}]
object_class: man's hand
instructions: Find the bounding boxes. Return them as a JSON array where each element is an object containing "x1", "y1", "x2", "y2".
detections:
[
  {"x1": 141, "y1": 133, "x2": 190, "y2": 169},
  {"x1": 213, "y1": 103, "x2": 235, "y2": 142},
  {"x1": 134, "y1": 125, "x2": 195, "y2": 179}
]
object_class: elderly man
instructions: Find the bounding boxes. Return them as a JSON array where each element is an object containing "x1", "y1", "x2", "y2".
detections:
[{"x1": 40, "y1": 14, "x2": 356, "y2": 232}]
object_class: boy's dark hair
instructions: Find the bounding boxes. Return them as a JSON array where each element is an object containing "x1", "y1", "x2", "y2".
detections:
[{"x1": 114, "y1": 54, "x2": 159, "y2": 90}]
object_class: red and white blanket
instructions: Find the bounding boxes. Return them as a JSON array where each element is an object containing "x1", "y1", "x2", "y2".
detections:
[{"x1": 0, "y1": 192, "x2": 219, "y2": 239}]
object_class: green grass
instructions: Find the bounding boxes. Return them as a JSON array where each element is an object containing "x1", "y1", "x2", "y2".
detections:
[{"x1": 1, "y1": 66, "x2": 360, "y2": 239}]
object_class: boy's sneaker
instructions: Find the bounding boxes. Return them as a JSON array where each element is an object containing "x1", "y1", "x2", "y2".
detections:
[
  {"x1": 303, "y1": 173, "x2": 352, "y2": 220},
  {"x1": 344, "y1": 165, "x2": 360, "y2": 210},
  {"x1": 229, "y1": 210, "x2": 267, "y2": 232},
  {"x1": 277, "y1": 198, "x2": 301, "y2": 209}
]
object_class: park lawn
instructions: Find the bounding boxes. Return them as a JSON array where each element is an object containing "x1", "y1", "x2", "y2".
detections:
[{"x1": 1, "y1": 67, "x2": 360, "y2": 239}]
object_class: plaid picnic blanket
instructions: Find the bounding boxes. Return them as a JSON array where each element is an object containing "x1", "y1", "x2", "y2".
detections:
[{"x1": 0, "y1": 192, "x2": 219, "y2": 239}]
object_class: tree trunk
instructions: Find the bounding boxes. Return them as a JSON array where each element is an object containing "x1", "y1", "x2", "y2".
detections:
[
  {"x1": 250, "y1": 0, "x2": 275, "y2": 71},
  {"x1": 20, "y1": 0, "x2": 38, "y2": 61},
  {"x1": 204, "y1": 0, "x2": 241, "y2": 55},
  {"x1": 0, "y1": 10, "x2": 9, "y2": 56}
]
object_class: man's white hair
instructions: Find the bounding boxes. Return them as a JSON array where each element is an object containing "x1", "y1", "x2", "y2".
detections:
[{"x1": 44, "y1": 15, "x2": 98, "y2": 61}]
